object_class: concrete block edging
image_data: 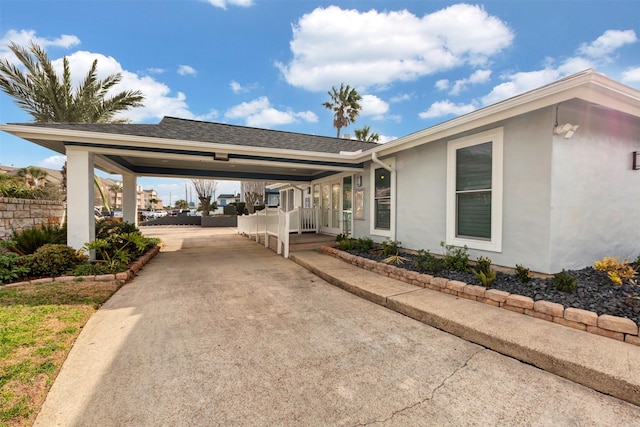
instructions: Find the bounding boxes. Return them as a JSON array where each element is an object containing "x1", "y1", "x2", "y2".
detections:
[{"x1": 321, "y1": 246, "x2": 640, "y2": 347}]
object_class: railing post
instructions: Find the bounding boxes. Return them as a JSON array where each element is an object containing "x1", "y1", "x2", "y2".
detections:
[{"x1": 284, "y1": 212, "x2": 290, "y2": 258}]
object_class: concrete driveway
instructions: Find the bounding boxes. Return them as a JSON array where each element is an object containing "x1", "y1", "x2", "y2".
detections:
[{"x1": 35, "y1": 227, "x2": 640, "y2": 426}]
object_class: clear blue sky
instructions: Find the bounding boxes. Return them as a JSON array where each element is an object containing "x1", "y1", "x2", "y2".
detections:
[{"x1": 1, "y1": 0, "x2": 638, "y2": 206}]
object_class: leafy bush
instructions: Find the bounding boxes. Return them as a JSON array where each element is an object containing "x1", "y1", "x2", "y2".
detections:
[
  {"x1": 0, "y1": 181, "x2": 44, "y2": 199},
  {"x1": 515, "y1": 264, "x2": 531, "y2": 283},
  {"x1": 473, "y1": 256, "x2": 496, "y2": 287},
  {"x1": 335, "y1": 233, "x2": 350, "y2": 242},
  {"x1": 10, "y1": 224, "x2": 66, "y2": 255},
  {"x1": 355, "y1": 237, "x2": 374, "y2": 252},
  {"x1": 95, "y1": 220, "x2": 139, "y2": 240},
  {"x1": 381, "y1": 240, "x2": 401, "y2": 257},
  {"x1": 415, "y1": 249, "x2": 444, "y2": 274},
  {"x1": 593, "y1": 257, "x2": 637, "y2": 286},
  {"x1": 27, "y1": 244, "x2": 85, "y2": 277},
  {"x1": 440, "y1": 241, "x2": 470, "y2": 272},
  {"x1": 0, "y1": 252, "x2": 30, "y2": 283},
  {"x1": 338, "y1": 238, "x2": 356, "y2": 251},
  {"x1": 554, "y1": 269, "x2": 577, "y2": 293},
  {"x1": 73, "y1": 262, "x2": 113, "y2": 276},
  {"x1": 83, "y1": 232, "x2": 159, "y2": 273}
]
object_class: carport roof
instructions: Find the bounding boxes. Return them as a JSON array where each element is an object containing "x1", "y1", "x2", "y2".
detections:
[{"x1": 1, "y1": 117, "x2": 378, "y2": 182}]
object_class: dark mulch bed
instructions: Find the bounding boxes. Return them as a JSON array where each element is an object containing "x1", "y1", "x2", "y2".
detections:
[{"x1": 345, "y1": 249, "x2": 640, "y2": 327}]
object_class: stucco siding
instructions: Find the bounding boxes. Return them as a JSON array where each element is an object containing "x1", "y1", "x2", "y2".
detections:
[{"x1": 549, "y1": 101, "x2": 640, "y2": 272}]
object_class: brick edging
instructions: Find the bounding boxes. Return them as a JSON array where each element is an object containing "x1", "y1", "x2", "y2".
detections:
[
  {"x1": 0, "y1": 245, "x2": 163, "y2": 289},
  {"x1": 322, "y1": 246, "x2": 640, "y2": 347}
]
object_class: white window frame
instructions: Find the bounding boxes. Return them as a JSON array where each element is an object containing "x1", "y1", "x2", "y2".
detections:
[
  {"x1": 370, "y1": 157, "x2": 395, "y2": 239},
  {"x1": 446, "y1": 128, "x2": 503, "y2": 252}
]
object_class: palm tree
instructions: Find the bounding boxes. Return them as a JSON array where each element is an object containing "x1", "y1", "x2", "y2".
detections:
[
  {"x1": 17, "y1": 166, "x2": 48, "y2": 188},
  {"x1": 0, "y1": 41, "x2": 144, "y2": 123},
  {"x1": 109, "y1": 182, "x2": 123, "y2": 210},
  {"x1": 175, "y1": 199, "x2": 189, "y2": 209},
  {"x1": 322, "y1": 83, "x2": 362, "y2": 138},
  {"x1": 354, "y1": 126, "x2": 380, "y2": 143},
  {"x1": 148, "y1": 198, "x2": 159, "y2": 211}
]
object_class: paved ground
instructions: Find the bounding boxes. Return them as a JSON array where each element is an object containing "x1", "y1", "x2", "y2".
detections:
[{"x1": 35, "y1": 227, "x2": 640, "y2": 426}]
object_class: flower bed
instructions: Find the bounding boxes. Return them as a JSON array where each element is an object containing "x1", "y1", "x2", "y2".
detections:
[{"x1": 323, "y1": 246, "x2": 640, "y2": 346}]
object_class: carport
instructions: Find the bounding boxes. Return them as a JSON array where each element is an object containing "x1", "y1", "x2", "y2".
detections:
[{"x1": 0, "y1": 117, "x2": 376, "y2": 252}]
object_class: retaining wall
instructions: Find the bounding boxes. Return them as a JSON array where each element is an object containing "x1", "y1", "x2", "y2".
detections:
[{"x1": 0, "y1": 197, "x2": 65, "y2": 239}]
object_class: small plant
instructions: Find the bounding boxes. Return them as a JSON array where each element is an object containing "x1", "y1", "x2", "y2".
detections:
[
  {"x1": 382, "y1": 252, "x2": 409, "y2": 265},
  {"x1": 381, "y1": 240, "x2": 402, "y2": 257},
  {"x1": 0, "y1": 252, "x2": 30, "y2": 283},
  {"x1": 440, "y1": 241, "x2": 470, "y2": 272},
  {"x1": 515, "y1": 264, "x2": 531, "y2": 283},
  {"x1": 27, "y1": 244, "x2": 85, "y2": 277},
  {"x1": 415, "y1": 249, "x2": 444, "y2": 273},
  {"x1": 473, "y1": 256, "x2": 496, "y2": 287},
  {"x1": 10, "y1": 224, "x2": 66, "y2": 255},
  {"x1": 593, "y1": 257, "x2": 637, "y2": 286},
  {"x1": 355, "y1": 237, "x2": 374, "y2": 252},
  {"x1": 335, "y1": 233, "x2": 350, "y2": 242},
  {"x1": 73, "y1": 262, "x2": 113, "y2": 276},
  {"x1": 95, "y1": 220, "x2": 139, "y2": 240},
  {"x1": 554, "y1": 269, "x2": 577, "y2": 293},
  {"x1": 338, "y1": 238, "x2": 356, "y2": 251}
]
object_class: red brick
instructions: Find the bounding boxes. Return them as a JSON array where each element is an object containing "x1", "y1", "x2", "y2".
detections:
[
  {"x1": 525, "y1": 309, "x2": 553, "y2": 322},
  {"x1": 598, "y1": 315, "x2": 639, "y2": 335},
  {"x1": 587, "y1": 325, "x2": 624, "y2": 341},
  {"x1": 485, "y1": 289, "x2": 509, "y2": 303},
  {"x1": 553, "y1": 316, "x2": 587, "y2": 331},
  {"x1": 564, "y1": 307, "x2": 598, "y2": 326},
  {"x1": 533, "y1": 300, "x2": 564, "y2": 317},
  {"x1": 506, "y1": 294, "x2": 534, "y2": 310}
]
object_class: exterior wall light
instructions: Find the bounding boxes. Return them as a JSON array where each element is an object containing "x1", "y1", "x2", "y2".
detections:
[
  {"x1": 633, "y1": 151, "x2": 640, "y2": 170},
  {"x1": 213, "y1": 153, "x2": 229, "y2": 161}
]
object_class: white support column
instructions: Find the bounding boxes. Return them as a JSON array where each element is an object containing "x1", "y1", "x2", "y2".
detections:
[
  {"x1": 66, "y1": 148, "x2": 95, "y2": 254},
  {"x1": 122, "y1": 173, "x2": 138, "y2": 225}
]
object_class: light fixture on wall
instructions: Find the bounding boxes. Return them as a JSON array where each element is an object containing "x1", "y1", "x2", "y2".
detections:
[
  {"x1": 553, "y1": 104, "x2": 579, "y2": 139},
  {"x1": 213, "y1": 152, "x2": 229, "y2": 161},
  {"x1": 633, "y1": 151, "x2": 640, "y2": 170}
]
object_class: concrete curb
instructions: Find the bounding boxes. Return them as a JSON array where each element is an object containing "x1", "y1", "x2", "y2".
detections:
[{"x1": 290, "y1": 250, "x2": 640, "y2": 407}]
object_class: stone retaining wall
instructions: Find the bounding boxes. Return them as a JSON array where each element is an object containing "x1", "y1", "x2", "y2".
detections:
[
  {"x1": 0, "y1": 197, "x2": 65, "y2": 239},
  {"x1": 322, "y1": 246, "x2": 640, "y2": 347}
]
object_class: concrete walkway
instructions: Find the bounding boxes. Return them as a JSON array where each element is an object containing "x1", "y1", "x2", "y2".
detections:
[{"x1": 35, "y1": 227, "x2": 640, "y2": 426}]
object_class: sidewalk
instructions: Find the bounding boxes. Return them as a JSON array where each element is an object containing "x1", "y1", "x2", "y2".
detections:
[{"x1": 290, "y1": 249, "x2": 640, "y2": 407}]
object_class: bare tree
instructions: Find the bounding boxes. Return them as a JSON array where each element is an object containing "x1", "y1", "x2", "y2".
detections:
[
  {"x1": 191, "y1": 179, "x2": 218, "y2": 216},
  {"x1": 242, "y1": 181, "x2": 266, "y2": 214}
]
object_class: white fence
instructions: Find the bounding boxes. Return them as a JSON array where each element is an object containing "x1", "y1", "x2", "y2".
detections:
[{"x1": 237, "y1": 207, "x2": 320, "y2": 258}]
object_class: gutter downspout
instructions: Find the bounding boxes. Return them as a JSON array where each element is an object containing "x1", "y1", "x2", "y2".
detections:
[{"x1": 371, "y1": 152, "x2": 396, "y2": 241}]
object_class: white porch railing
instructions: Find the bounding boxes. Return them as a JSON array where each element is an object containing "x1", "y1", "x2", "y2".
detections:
[{"x1": 237, "y1": 207, "x2": 320, "y2": 258}]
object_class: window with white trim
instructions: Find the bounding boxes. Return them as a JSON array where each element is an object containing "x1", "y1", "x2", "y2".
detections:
[
  {"x1": 370, "y1": 158, "x2": 394, "y2": 238},
  {"x1": 446, "y1": 128, "x2": 503, "y2": 252}
]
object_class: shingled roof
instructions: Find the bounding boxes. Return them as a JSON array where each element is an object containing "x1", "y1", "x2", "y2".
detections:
[{"x1": 16, "y1": 116, "x2": 379, "y2": 154}]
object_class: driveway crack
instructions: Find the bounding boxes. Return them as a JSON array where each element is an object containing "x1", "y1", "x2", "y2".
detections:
[{"x1": 352, "y1": 347, "x2": 486, "y2": 426}]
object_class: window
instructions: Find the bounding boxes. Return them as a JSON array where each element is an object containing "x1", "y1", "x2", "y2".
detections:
[
  {"x1": 370, "y1": 158, "x2": 394, "y2": 237},
  {"x1": 447, "y1": 128, "x2": 503, "y2": 252}
]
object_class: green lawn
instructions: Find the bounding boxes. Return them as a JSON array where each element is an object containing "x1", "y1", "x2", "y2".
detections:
[{"x1": 0, "y1": 280, "x2": 120, "y2": 427}]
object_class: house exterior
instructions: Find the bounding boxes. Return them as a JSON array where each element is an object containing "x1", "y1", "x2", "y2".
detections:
[
  {"x1": 1, "y1": 69, "x2": 638, "y2": 273},
  {"x1": 217, "y1": 193, "x2": 240, "y2": 207}
]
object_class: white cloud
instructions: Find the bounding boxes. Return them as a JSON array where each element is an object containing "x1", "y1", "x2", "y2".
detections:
[
  {"x1": 177, "y1": 65, "x2": 197, "y2": 76},
  {"x1": 202, "y1": 0, "x2": 253, "y2": 9},
  {"x1": 146, "y1": 68, "x2": 165, "y2": 74},
  {"x1": 0, "y1": 29, "x2": 80, "y2": 64},
  {"x1": 224, "y1": 96, "x2": 318, "y2": 128},
  {"x1": 577, "y1": 29, "x2": 637, "y2": 60},
  {"x1": 39, "y1": 155, "x2": 66, "y2": 169},
  {"x1": 360, "y1": 94, "x2": 389, "y2": 119},
  {"x1": 277, "y1": 4, "x2": 513, "y2": 91},
  {"x1": 418, "y1": 100, "x2": 476, "y2": 119},
  {"x1": 389, "y1": 93, "x2": 412, "y2": 103},
  {"x1": 448, "y1": 69, "x2": 492, "y2": 95},
  {"x1": 435, "y1": 79, "x2": 450, "y2": 91},
  {"x1": 230, "y1": 80, "x2": 257, "y2": 94},
  {"x1": 622, "y1": 67, "x2": 640, "y2": 83}
]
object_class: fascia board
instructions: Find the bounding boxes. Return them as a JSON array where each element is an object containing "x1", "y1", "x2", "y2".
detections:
[{"x1": 0, "y1": 124, "x2": 367, "y2": 164}]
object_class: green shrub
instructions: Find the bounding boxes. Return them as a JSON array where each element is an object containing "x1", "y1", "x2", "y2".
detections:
[
  {"x1": 335, "y1": 233, "x2": 350, "y2": 242},
  {"x1": 0, "y1": 181, "x2": 44, "y2": 199},
  {"x1": 381, "y1": 240, "x2": 401, "y2": 257},
  {"x1": 554, "y1": 269, "x2": 577, "y2": 293},
  {"x1": 73, "y1": 262, "x2": 113, "y2": 276},
  {"x1": 83, "y1": 232, "x2": 159, "y2": 273},
  {"x1": 515, "y1": 264, "x2": 531, "y2": 283},
  {"x1": 355, "y1": 237, "x2": 374, "y2": 252},
  {"x1": 0, "y1": 252, "x2": 30, "y2": 283},
  {"x1": 235, "y1": 202, "x2": 246, "y2": 215},
  {"x1": 338, "y1": 238, "x2": 356, "y2": 251},
  {"x1": 440, "y1": 242, "x2": 470, "y2": 272},
  {"x1": 95, "y1": 220, "x2": 139, "y2": 240},
  {"x1": 27, "y1": 244, "x2": 85, "y2": 277},
  {"x1": 10, "y1": 224, "x2": 66, "y2": 255},
  {"x1": 415, "y1": 249, "x2": 444, "y2": 274},
  {"x1": 473, "y1": 256, "x2": 496, "y2": 287}
]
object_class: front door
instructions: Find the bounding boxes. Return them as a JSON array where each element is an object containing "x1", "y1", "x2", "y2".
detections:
[{"x1": 320, "y1": 181, "x2": 342, "y2": 235}]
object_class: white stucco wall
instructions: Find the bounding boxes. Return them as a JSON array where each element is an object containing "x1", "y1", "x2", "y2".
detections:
[{"x1": 549, "y1": 100, "x2": 640, "y2": 271}]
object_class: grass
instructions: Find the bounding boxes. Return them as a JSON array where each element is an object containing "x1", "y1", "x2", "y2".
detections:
[{"x1": 0, "y1": 281, "x2": 120, "y2": 427}]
